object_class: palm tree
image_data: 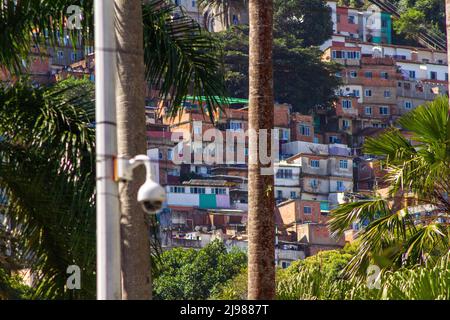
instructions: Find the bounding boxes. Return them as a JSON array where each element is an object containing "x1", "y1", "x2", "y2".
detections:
[
  {"x1": 198, "y1": 0, "x2": 247, "y2": 30},
  {"x1": 0, "y1": 78, "x2": 97, "y2": 299},
  {"x1": 114, "y1": 0, "x2": 152, "y2": 300},
  {"x1": 247, "y1": 0, "x2": 275, "y2": 299},
  {"x1": 0, "y1": 0, "x2": 226, "y2": 299},
  {"x1": 329, "y1": 97, "x2": 450, "y2": 278}
]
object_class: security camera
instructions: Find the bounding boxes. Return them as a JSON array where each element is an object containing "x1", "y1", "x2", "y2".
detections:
[
  {"x1": 117, "y1": 154, "x2": 166, "y2": 214},
  {"x1": 137, "y1": 179, "x2": 166, "y2": 213}
]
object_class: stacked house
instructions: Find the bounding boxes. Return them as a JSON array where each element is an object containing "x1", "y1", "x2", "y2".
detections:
[{"x1": 146, "y1": 1, "x2": 448, "y2": 265}]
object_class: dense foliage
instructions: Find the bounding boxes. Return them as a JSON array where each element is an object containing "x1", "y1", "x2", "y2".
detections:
[
  {"x1": 218, "y1": 26, "x2": 341, "y2": 112},
  {"x1": 274, "y1": 0, "x2": 334, "y2": 47},
  {"x1": 329, "y1": 97, "x2": 450, "y2": 278},
  {"x1": 153, "y1": 240, "x2": 246, "y2": 300},
  {"x1": 212, "y1": 246, "x2": 450, "y2": 300},
  {"x1": 0, "y1": 78, "x2": 96, "y2": 299}
]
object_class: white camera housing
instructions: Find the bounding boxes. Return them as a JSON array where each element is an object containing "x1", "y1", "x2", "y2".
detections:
[
  {"x1": 137, "y1": 179, "x2": 166, "y2": 213},
  {"x1": 117, "y1": 155, "x2": 166, "y2": 214}
]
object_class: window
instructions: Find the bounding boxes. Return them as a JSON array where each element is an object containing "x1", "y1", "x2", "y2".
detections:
[
  {"x1": 365, "y1": 89, "x2": 372, "y2": 97},
  {"x1": 277, "y1": 190, "x2": 283, "y2": 199},
  {"x1": 339, "y1": 159, "x2": 348, "y2": 169},
  {"x1": 193, "y1": 124, "x2": 202, "y2": 134},
  {"x1": 329, "y1": 136, "x2": 340, "y2": 143},
  {"x1": 364, "y1": 71, "x2": 373, "y2": 78},
  {"x1": 332, "y1": 50, "x2": 341, "y2": 59},
  {"x1": 446, "y1": 73, "x2": 449, "y2": 81},
  {"x1": 346, "y1": 51, "x2": 360, "y2": 59},
  {"x1": 191, "y1": 0, "x2": 196, "y2": 7},
  {"x1": 168, "y1": 168, "x2": 180, "y2": 176},
  {"x1": 57, "y1": 51, "x2": 64, "y2": 59},
  {"x1": 168, "y1": 149, "x2": 173, "y2": 160},
  {"x1": 169, "y1": 186, "x2": 185, "y2": 193},
  {"x1": 335, "y1": 71, "x2": 342, "y2": 78},
  {"x1": 349, "y1": 70, "x2": 358, "y2": 78},
  {"x1": 384, "y1": 90, "x2": 391, "y2": 98},
  {"x1": 310, "y1": 179, "x2": 318, "y2": 188},
  {"x1": 212, "y1": 188, "x2": 226, "y2": 195},
  {"x1": 232, "y1": 14, "x2": 239, "y2": 25},
  {"x1": 276, "y1": 169, "x2": 293, "y2": 179},
  {"x1": 290, "y1": 191, "x2": 297, "y2": 199},
  {"x1": 281, "y1": 261, "x2": 290, "y2": 269},
  {"x1": 190, "y1": 187, "x2": 206, "y2": 194},
  {"x1": 404, "y1": 101, "x2": 412, "y2": 109},
  {"x1": 379, "y1": 106, "x2": 389, "y2": 115},
  {"x1": 430, "y1": 71, "x2": 437, "y2": 80},
  {"x1": 409, "y1": 70, "x2": 416, "y2": 79},
  {"x1": 365, "y1": 106, "x2": 372, "y2": 115},
  {"x1": 70, "y1": 52, "x2": 77, "y2": 62},
  {"x1": 353, "y1": 89, "x2": 360, "y2": 97},
  {"x1": 381, "y1": 123, "x2": 388, "y2": 128},
  {"x1": 380, "y1": 72, "x2": 389, "y2": 79},
  {"x1": 304, "y1": 206, "x2": 312, "y2": 214},
  {"x1": 337, "y1": 181, "x2": 345, "y2": 191},
  {"x1": 310, "y1": 160, "x2": 320, "y2": 168},
  {"x1": 280, "y1": 128, "x2": 290, "y2": 141},
  {"x1": 373, "y1": 123, "x2": 380, "y2": 128},
  {"x1": 159, "y1": 152, "x2": 163, "y2": 160},
  {"x1": 342, "y1": 119, "x2": 350, "y2": 129},
  {"x1": 300, "y1": 124, "x2": 310, "y2": 136},
  {"x1": 229, "y1": 121, "x2": 243, "y2": 131},
  {"x1": 342, "y1": 100, "x2": 352, "y2": 109}
]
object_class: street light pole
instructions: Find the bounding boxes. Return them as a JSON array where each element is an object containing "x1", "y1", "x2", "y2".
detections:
[{"x1": 95, "y1": 0, "x2": 121, "y2": 300}]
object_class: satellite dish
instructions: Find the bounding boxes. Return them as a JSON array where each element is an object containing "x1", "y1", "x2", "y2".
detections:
[{"x1": 194, "y1": 226, "x2": 201, "y2": 232}]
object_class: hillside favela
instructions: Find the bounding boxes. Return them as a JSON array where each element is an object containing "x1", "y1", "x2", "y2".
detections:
[{"x1": 1, "y1": 0, "x2": 450, "y2": 305}]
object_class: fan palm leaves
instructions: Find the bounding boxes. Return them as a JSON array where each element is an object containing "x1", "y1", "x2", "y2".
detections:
[
  {"x1": 198, "y1": 0, "x2": 247, "y2": 30},
  {"x1": 0, "y1": 78, "x2": 96, "y2": 299},
  {"x1": 329, "y1": 96, "x2": 450, "y2": 278},
  {"x1": 0, "y1": 0, "x2": 226, "y2": 116}
]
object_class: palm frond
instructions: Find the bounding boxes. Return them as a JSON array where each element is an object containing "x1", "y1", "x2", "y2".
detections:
[{"x1": 143, "y1": 0, "x2": 227, "y2": 122}]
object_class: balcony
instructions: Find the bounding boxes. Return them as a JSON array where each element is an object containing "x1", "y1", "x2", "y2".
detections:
[{"x1": 361, "y1": 56, "x2": 395, "y2": 66}]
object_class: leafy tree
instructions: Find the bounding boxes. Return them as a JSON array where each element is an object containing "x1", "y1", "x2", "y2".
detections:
[
  {"x1": 393, "y1": 8, "x2": 426, "y2": 40},
  {"x1": 153, "y1": 240, "x2": 246, "y2": 300},
  {"x1": 329, "y1": 97, "x2": 450, "y2": 278},
  {"x1": 285, "y1": 249, "x2": 353, "y2": 281},
  {"x1": 274, "y1": 0, "x2": 333, "y2": 47},
  {"x1": 218, "y1": 26, "x2": 341, "y2": 112}
]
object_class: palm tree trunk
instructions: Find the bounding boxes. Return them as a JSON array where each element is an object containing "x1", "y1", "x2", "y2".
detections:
[
  {"x1": 114, "y1": 0, "x2": 152, "y2": 299},
  {"x1": 247, "y1": 0, "x2": 275, "y2": 300}
]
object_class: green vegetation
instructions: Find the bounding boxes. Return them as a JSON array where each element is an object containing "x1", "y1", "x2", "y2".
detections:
[
  {"x1": 212, "y1": 245, "x2": 450, "y2": 300},
  {"x1": 329, "y1": 97, "x2": 450, "y2": 278},
  {"x1": 0, "y1": 78, "x2": 96, "y2": 299},
  {"x1": 153, "y1": 240, "x2": 246, "y2": 300},
  {"x1": 217, "y1": 0, "x2": 341, "y2": 113},
  {"x1": 218, "y1": 26, "x2": 341, "y2": 113}
]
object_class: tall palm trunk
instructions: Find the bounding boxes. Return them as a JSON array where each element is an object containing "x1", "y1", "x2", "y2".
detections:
[
  {"x1": 115, "y1": 0, "x2": 152, "y2": 299},
  {"x1": 247, "y1": 0, "x2": 275, "y2": 300}
]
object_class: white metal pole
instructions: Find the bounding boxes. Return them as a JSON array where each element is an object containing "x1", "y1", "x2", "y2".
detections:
[{"x1": 95, "y1": 0, "x2": 121, "y2": 300}]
